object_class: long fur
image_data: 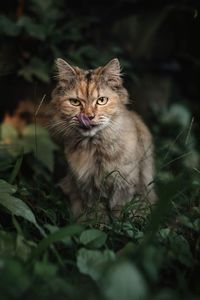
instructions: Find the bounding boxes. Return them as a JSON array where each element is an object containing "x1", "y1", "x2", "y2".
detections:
[{"x1": 49, "y1": 58, "x2": 156, "y2": 218}]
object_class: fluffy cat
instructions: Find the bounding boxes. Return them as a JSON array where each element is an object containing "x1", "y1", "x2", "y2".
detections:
[{"x1": 49, "y1": 58, "x2": 156, "y2": 218}]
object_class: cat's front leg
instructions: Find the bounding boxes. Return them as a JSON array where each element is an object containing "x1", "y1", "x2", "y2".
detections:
[
  {"x1": 58, "y1": 175, "x2": 83, "y2": 219},
  {"x1": 109, "y1": 185, "x2": 135, "y2": 217}
]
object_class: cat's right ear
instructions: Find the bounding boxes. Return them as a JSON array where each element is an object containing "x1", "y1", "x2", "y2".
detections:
[
  {"x1": 55, "y1": 58, "x2": 76, "y2": 82},
  {"x1": 101, "y1": 58, "x2": 122, "y2": 87}
]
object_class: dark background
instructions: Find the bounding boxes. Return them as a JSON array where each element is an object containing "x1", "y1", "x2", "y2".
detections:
[
  {"x1": 0, "y1": 2, "x2": 200, "y2": 299},
  {"x1": 0, "y1": 0, "x2": 200, "y2": 126}
]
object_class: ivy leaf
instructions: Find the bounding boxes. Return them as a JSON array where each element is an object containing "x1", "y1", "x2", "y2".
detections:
[{"x1": 79, "y1": 229, "x2": 107, "y2": 248}]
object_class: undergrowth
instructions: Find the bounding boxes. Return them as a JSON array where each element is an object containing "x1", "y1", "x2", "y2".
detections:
[{"x1": 0, "y1": 103, "x2": 200, "y2": 300}]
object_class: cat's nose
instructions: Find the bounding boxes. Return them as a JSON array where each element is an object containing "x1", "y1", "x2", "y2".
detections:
[{"x1": 87, "y1": 114, "x2": 95, "y2": 120}]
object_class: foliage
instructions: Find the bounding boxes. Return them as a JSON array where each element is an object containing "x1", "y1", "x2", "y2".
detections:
[
  {"x1": 0, "y1": 0, "x2": 129, "y2": 82},
  {"x1": 0, "y1": 103, "x2": 200, "y2": 300},
  {"x1": 0, "y1": 0, "x2": 200, "y2": 299},
  {"x1": 0, "y1": 122, "x2": 57, "y2": 172}
]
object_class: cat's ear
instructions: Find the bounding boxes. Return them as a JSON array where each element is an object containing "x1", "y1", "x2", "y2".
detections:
[
  {"x1": 101, "y1": 58, "x2": 122, "y2": 86},
  {"x1": 55, "y1": 58, "x2": 76, "y2": 82}
]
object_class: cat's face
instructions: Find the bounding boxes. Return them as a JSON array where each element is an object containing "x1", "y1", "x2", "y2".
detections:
[{"x1": 50, "y1": 58, "x2": 128, "y2": 138}]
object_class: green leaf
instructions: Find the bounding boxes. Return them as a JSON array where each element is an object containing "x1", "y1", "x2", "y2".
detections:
[
  {"x1": 79, "y1": 229, "x2": 107, "y2": 248},
  {"x1": 9, "y1": 152, "x2": 23, "y2": 184},
  {"x1": 77, "y1": 248, "x2": 115, "y2": 281},
  {"x1": 15, "y1": 234, "x2": 36, "y2": 261},
  {"x1": 0, "y1": 123, "x2": 18, "y2": 142},
  {"x1": 0, "y1": 259, "x2": 30, "y2": 297},
  {"x1": 178, "y1": 216, "x2": 194, "y2": 230},
  {"x1": 193, "y1": 219, "x2": 200, "y2": 232},
  {"x1": 142, "y1": 245, "x2": 164, "y2": 281},
  {"x1": 17, "y1": 16, "x2": 47, "y2": 40},
  {"x1": 0, "y1": 231, "x2": 15, "y2": 257},
  {"x1": 0, "y1": 146, "x2": 15, "y2": 171},
  {"x1": 18, "y1": 57, "x2": 50, "y2": 82},
  {"x1": 22, "y1": 124, "x2": 57, "y2": 172},
  {"x1": 0, "y1": 16, "x2": 20, "y2": 36},
  {"x1": 103, "y1": 262, "x2": 147, "y2": 300},
  {"x1": 0, "y1": 143, "x2": 23, "y2": 161},
  {"x1": 141, "y1": 178, "x2": 183, "y2": 247},
  {"x1": 169, "y1": 234, "x2": 193, "y2": 267},
  {"x1": 159, "y1": 228, "x2": 171, "y2": 239},
  {"x1": 0, "y1": 231, "x2": 35, "y2": 261},
  {"x1": 44, "y1": 224, "x2": 72, "y2": 246},
  {"x1": 0, "y1": 193, "x2": 38, "y2": 227},
  {"x1": 29, "y1": 0, "x2": 63, "y2": 21},
  {"x1": 161, "y1": 104, "x2": 191, "y2": 127},
  {"x1": 0, "y1": 180, "x2": 17, "y2": 194},
  {"x1": 31, "y1": 225, "x2": 83, "y2": 259},
  {"x1": 34, "y1": 261, "x2": 58, "y2": 278},
  {"x1": 117, "y1": 242, "x2": 136, "y2": 257}
]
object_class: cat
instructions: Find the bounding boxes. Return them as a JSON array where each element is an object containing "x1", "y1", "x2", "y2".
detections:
[{"x1": 49, "y1": 58, "x2": 156, "y2": 219}]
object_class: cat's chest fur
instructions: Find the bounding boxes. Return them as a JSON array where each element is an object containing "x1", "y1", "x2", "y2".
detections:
[{"x1": 65, "y1": 136, "x2": 121, "y2": 187}]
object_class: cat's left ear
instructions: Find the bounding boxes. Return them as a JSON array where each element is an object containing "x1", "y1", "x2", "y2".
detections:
[
  {"x1": 55, "y1": 58, "x2": 76, "y2": 82},
  {"x1": 101, "y1": 58, "x2": 122, "y2": 86}
]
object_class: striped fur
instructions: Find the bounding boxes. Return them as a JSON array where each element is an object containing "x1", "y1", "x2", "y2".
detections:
[{"x1": 49, "y1": 58, "x2": 156, "y2": 218}]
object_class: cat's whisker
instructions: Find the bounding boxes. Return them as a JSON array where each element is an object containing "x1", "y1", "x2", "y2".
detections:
[
  {"x1": 48, "y1": 58, "x2": 156, "y2": 217},
  {"x1": 47, "y1": 119, "x2": 67, "y2": 128},
  {"x1": 48, "y1": 118, "x2": 77, "y2": 132},
  {"x1": 49, "y1": 121, "x2": 75, "y2": 137}
]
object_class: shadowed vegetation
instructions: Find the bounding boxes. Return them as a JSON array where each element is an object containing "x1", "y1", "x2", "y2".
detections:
[{"x1": 0, "y1": 0, "x2": 200, "y2": 299}]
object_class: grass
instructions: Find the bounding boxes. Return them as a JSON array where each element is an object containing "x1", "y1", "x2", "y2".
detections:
[{"x1": 0, "y1": 103, "x2": 200, "y2": 300}]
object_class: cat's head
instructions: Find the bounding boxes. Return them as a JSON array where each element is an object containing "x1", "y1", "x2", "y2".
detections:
[{"x1": 50, "y1": 58, "x2": 128, "y2": 138}]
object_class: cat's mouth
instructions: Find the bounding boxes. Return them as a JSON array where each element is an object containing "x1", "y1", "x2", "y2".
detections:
[
  {"x1": 78, "y1": 124, "x2": 98, "y2": 131},
  {"x1": 75, "y1": 113, "x2": 99, "y2": 132},
  {"x1": 77, "y1": 123, "x2": 101, "y2": 137}
]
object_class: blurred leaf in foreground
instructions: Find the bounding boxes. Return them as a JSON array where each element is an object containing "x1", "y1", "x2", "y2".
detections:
[
  {"x1": 79, "y1": 229, "x2": 107, "y2": 249},
  {"x1": 77, "y1": 248, "x2": 115, "y2": 281},
  {"x1": 23, "y1": 124, "x2": 57, "y2": 172},
  {"x1": 102, "y1": 261, "x2": 147, "y2": 300}
]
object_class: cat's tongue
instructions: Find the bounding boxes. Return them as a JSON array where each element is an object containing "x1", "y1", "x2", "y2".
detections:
[{"x1": 77, "y1": 113, "x2": 91, "y2": 128}]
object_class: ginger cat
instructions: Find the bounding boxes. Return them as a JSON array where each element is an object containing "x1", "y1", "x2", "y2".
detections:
[{"x1": 50, "y1": 58, "x2": 155, "y2": 218}]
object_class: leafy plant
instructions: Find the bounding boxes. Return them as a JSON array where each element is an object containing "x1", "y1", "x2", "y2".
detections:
[
  {"x1": 0, "y1": 102, "x2": 199, "y2": 299},
  {"x1": 0, "y1": 1, "x2": 200, "y2": 297}
]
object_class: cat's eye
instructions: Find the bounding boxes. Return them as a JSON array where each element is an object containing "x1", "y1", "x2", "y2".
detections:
[
  {"x1": 69, "y1": 98, "x2": 81, "y2": 106},
  {"x1": 97, "y1": 97, "x2": 108, "y2": 105}
]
